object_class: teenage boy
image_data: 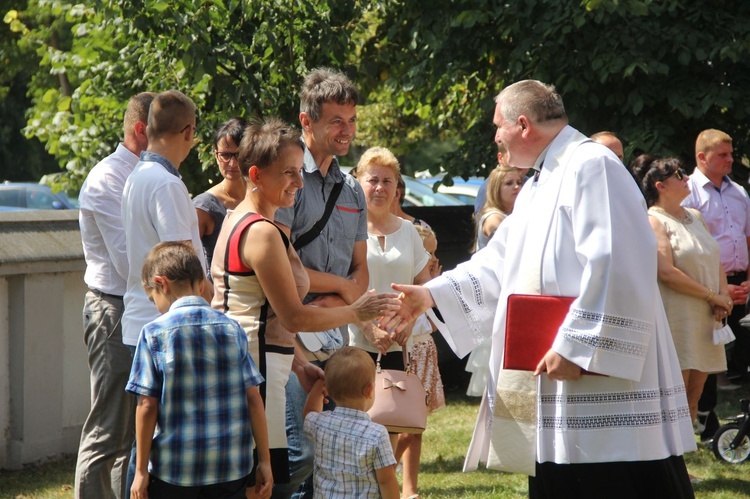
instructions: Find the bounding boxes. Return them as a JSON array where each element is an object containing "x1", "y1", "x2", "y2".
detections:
[{"x1": 126, "y1": 241, "x2": 272, "y2": 499}]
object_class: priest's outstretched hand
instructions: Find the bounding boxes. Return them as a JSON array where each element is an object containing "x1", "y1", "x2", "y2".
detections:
[{"x1": 379, "y1": 283, "x2": 435, "y2": 333}]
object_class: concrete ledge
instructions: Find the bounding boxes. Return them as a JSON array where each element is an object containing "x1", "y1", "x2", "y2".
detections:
[{"x1": 0, "y1": 210, "x2": 83, "y2": 268}]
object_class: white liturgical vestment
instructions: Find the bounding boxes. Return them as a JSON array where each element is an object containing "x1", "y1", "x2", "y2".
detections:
[{"x1": 427, "y1": 126, "x2": 696, "y2": 475}]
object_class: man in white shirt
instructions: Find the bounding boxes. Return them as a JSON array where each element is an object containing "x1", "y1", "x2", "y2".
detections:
[
  {"x1": 121, "y1": 90, "x2": 211, "y2": 494},
  {"x1": 75, "y1": 92, "x2": 155, "y2": 499},
  {"x1": 682, "y1": 129, "x2": 750, "y2": 440},
  {"x1": 385, "y1": 80, "x2": 695, "y2": 498}
]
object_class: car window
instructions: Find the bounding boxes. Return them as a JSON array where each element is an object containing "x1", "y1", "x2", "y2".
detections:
[
  {"x1": 26, "y1": 188, "x2": 59, "y2": 209},
  {"x1": 0, "y1": 188, "x2": 21, "y2": 207},
  {"x1": 404, "y1": 177, "x2": 463, "y2": 206}
]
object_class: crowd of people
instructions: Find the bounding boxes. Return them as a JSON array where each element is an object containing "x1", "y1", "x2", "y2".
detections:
[{"x1": 74, "y1": 69, "x2": 749, "y2": 499}]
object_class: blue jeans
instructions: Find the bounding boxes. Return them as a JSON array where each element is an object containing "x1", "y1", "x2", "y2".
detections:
[{"x1": 125, "y1": 345, "x2": 137, "y2": 497}]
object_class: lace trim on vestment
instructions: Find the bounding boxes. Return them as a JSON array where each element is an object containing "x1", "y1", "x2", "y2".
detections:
[
  {"x1": 540, "y1": 406, "x2": 691, "y2": 430},
  {"x1": 569, "y1": 308, "x2": 653, "y2": 334},
  {"x1": 540, "y1": 385, "x2": 687, "y2": 405},
  {"x1": 561, "y1": 329, "x2": 648, "y2": 358},
  {"x1": 445, "y1": 270, "x2": 490, "y2": 346}
]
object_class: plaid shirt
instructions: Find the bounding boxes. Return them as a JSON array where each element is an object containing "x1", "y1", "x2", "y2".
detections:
[
  {"x1": 126, "y1": 296, "x2": 264, "y2": 486},
  {"x1": 305, "y1": 407, "x2": 396, "y2": 498}
]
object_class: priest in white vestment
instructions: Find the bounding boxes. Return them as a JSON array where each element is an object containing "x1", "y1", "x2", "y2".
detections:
[{"x1": 383, "y1": 80, "x2": 696, "y2": 498}]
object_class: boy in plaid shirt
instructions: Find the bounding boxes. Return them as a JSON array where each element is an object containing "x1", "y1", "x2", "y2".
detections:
[
  {"x1": 304, "y1": 347, "x2": 399, "y2": 498},
  {"x1": 126, "y1": 242, "x2": 272, "y2": 498}
]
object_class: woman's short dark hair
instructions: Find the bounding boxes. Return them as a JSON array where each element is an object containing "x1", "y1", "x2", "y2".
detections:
[
  {"x1": 214, "y1": 117, "x2": 248, "y2": 149},
  {"x1": 629, "y1": 154, "x2": 684, "y2": 207}
]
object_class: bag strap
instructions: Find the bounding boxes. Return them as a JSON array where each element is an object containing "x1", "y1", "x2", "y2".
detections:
[
  {"x1": 293, "y1": 180, "x2": 344, "y2": 251},
  {"x1": 375, "y1": 349, "x2": 411, "y2": 374}
]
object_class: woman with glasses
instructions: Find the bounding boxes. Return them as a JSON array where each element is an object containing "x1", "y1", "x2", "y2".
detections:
[
  {"x1": 193, "y1": 118, "x2": 248, "y2": 267},
  {"x1": 631, "y1": 155, "x2": 732, "y2": 431}
]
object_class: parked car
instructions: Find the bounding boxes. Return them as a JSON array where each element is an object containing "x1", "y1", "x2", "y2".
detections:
[
  {"x1": 341, "y1": 168, "x2": 465, "y2": 207},
  {"x1": 0, "y1": 182, "x2": 79, "y2": 210},
  {"x1": 417, "y1": 174, "x2": 485, "y2": 205}
]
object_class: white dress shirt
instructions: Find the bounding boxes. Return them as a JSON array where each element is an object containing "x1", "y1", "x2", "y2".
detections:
[{"x1": 79, "y1": 143, "x2": 139, "y2": 296}]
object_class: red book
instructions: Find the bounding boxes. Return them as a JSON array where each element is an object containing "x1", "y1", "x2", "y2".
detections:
[{"x1": 503, "y1": 294, "x2": 600, "y2": 375}]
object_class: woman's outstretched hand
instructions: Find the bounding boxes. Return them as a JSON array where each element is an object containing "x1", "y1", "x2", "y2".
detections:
[{"x1": 351, "y1": 289, "x2": 401, "y2": 322}]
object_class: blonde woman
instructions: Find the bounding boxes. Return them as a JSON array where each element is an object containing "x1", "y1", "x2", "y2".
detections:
[{"x1": 351, "y1": 146, "x2": 432, "y2": 499}]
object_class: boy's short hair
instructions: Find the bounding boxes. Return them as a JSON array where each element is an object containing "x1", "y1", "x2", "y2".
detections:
[
  {"x1": 238, "y1": 117, "x2": 303, "y2": 179},
  {"x1": 141, "y1": 241, "x2": 204, "y2": 291},
  {"x1": 300, "y1": 68, "x2": 359, "y2": 123},
  {"x1": 147, "y1": 90, "x2": 196, "y2": 141},
  {"x1": 324, "y1": 347, "x2": 376, "y2": 402}
]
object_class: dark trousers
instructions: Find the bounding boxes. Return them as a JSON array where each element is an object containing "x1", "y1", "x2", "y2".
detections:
[
  {"x1": 528, "y1": 456, "x2": 694, "y2": 499},
  {"x1": 147, "y1": 474, "x2": 249, "y2": 499}
]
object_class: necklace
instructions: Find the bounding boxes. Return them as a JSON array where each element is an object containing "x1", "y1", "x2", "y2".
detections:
[{"x1": 650, "y1": 205, "x2": 692, "y2": 224}]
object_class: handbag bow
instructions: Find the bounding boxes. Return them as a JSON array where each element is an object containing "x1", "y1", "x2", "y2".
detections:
[{"x1": 382, "y1": 377, "x2": 406, "y2": 391}]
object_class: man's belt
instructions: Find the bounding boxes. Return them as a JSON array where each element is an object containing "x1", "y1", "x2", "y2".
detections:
[{"x1": 88, "y1": 288, "x2": 124, "y2": 300}]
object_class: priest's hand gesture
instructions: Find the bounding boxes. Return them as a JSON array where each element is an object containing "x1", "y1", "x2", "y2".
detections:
[
  {"x1": 534, "y1": 349, "x2": 582, "y2": 381},
  {"x1": 379, "y1": 283, "x2": 435, "y2": 333}
]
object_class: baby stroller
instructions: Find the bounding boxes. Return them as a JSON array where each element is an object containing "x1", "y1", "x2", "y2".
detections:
[{"x1": 713, "y1": 399, "x2": 750, "y2": 463}]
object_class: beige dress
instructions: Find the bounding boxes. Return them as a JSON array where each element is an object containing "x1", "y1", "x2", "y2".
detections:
[{"x1": 649, "y1": 207, "x2": 727, "y2": 373}]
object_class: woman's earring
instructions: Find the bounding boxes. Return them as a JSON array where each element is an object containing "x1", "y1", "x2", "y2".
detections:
[{"x1": 252, "y1": 186, "x2": 258, "y2": 192}]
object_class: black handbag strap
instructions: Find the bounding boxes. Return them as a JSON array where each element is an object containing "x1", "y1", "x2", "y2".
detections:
[{"x1": 293, "y1": 180, "x2": 344, "y2": 251}]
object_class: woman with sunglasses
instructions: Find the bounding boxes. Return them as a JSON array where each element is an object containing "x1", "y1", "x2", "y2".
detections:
[
  {"x1": 193, "y1": 118, "x2": 248, "y2": 267},
  {"x1": 631, "y1": 155, "x2": 732, "y2": 433}
]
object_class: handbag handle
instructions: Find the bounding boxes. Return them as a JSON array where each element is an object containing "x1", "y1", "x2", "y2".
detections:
[{"x1": 375, "y1": 349, "x2": 411, "y2": 374}]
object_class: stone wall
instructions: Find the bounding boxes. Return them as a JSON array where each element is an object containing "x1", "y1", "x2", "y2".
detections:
[{"x1": 0, "y1": 210, "x2": 88, "y2": 469}]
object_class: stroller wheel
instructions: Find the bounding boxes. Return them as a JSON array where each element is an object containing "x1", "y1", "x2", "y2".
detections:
[{"x1": 713, "y1": 423, "x2": 750, "y2": 463}]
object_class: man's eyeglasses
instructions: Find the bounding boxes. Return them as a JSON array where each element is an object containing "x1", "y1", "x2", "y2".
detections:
[
  {"x1": 216, "y1": 151, "x2": 240, "y2": 162},
  {"x1": 179, "y1": 123, "x2": 196, "y2": 135}
]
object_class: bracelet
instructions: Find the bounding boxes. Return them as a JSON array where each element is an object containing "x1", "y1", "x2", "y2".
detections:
[{"x1": 704, "y1": 289, "x2": 715, "y2": 302}]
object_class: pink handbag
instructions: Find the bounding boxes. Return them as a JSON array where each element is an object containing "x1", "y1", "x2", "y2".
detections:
[{"x1": 367, "y1": 350, "x2": 428, "y2": 434}]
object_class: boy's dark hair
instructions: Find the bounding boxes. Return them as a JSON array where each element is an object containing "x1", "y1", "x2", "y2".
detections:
[
  {"x1": 238, "y1": 117, "x2": 303, "y2": 178},
  {"x1": 141, "y1": 241, "x2": 204, "y2": 290},
  {"x1": 324, "y1": 346, "x2": 376, "y2": 402},
  {"x1": 300, "y1": 68, "x2": 359, "y2": 122}
]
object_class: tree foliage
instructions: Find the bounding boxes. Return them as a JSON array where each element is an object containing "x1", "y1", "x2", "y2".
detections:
[
  {"x1": 358, "y1": 0, "x2": 750, "y2": 179},
  {"x1": 4, "y1": 0, "x2": 368, "y2": 193},
  {"x1": 4, "y1": 0, "x2": 750, "y2": 193}
]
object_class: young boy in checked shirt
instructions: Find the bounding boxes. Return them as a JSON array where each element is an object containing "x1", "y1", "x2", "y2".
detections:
[
  {"x1": 304, "y1": 346, "x2": 399, "y2": 498},
  {"x1": 126, "y1": 242, "x2": 272, "y2": 499}
]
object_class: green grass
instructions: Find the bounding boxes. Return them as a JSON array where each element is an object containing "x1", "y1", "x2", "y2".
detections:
[{"x1": 2, "y1": 387, "x2": 750, "y2": 499}]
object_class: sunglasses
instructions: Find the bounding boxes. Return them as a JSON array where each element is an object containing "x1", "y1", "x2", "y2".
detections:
[
  {"x1": 670, "y1": 168, "x2": 687, "y2": 181},
  {"x1": 216, "y1": 151, "x2": 240, "y2": 162}
]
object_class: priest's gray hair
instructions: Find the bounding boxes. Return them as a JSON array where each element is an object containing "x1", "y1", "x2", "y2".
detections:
[{"x1": 495, "y1": 80, "x2": 567, "y2": 125}]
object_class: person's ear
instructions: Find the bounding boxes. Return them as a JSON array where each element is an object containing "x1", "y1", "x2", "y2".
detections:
[
  {"x1": 134, "y1": 121, "x2": 147, "y2": 138},
  {"x1": 153, "y1": 275, "x2": 169, "y2": 295},
  {"x1": 696, "y1": 152, "x2": 707, "y2": 165},
  {"x1": 299, "y1": 112, "x2": 312, "y2": 132},
  {"x1": 363, "y1": 381, "x2": 375, "y2": 399},
  {"x1": 518, "y1": 115, "x2": 530, "y2": 134},
  {"x1": 248, "y1": 165, "x2": 261, "y2": 185},
  {"x1": 654, "y1": 180, "x2": 666, "y2": 192}
]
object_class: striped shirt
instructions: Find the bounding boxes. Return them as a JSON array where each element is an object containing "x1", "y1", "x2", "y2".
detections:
[{"x1": 126, "y1": 296, "x2": 264, "y2": 486}]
